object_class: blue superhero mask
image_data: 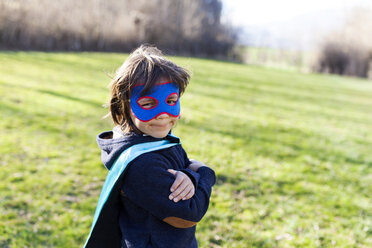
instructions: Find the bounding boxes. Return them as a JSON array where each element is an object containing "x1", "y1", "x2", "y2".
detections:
[{"x1": 130, "y1": 82, "x2": 180, "y2": 122}]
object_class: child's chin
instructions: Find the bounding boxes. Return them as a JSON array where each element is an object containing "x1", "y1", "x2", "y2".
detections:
[{"x1": 150, "y1": 130, "x2": 169, "y2": 139}]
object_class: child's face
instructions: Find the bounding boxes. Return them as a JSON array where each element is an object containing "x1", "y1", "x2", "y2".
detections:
[{"x1": 130, "y1": 78, "x2": 180, "y2": 138}]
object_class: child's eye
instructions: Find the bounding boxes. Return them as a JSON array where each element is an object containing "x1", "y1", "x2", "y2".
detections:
[
  {"x1": 167, "y1": 99, "x2": 177, "y2": 105},
  {"x1": 166, "y1": 94, "x2": 178, "y2": 106},
  {"x1": 137, "y1": 97, "x2": 158, "y2": 109},
  {"x1": 141, "y1": 102, "x2": 156, "y2": 109}
]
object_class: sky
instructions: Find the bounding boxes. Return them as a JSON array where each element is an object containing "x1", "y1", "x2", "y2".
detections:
[{"x1": 221, "y1": 0, "x2": 372, "y2": 49}]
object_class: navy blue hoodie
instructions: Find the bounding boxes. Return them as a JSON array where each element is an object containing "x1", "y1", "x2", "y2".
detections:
[{"x1": 96, "y1": 130, "x2": 216, "y2": 248}]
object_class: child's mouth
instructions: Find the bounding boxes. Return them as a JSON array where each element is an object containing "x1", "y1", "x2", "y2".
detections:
[{"x1": 151, "y1": 123, "x2": 170, "y2": 129}]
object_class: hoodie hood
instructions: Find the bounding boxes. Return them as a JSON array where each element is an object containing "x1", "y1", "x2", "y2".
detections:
[{"x1": 96, "y1": 130, "x2": 180, "y2": 170}]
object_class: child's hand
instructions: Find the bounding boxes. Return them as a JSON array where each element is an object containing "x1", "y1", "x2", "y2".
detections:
[
  {"x1": 188, "y1": 159, "x2": 207, "y2": 172},
  {"x1": 167, "y1": 169, "x2": 195, "y2": 203}
]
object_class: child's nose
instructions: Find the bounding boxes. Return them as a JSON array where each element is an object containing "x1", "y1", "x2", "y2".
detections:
[{"x1": 156, "y1": 113, "x2": 170, "y2": 119}]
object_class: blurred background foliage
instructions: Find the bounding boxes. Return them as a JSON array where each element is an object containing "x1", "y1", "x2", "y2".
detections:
[
  {"x1": 1, "y1": 0, "x2": 372, "y2": 79},
  {"x1": 0, "y1": 0, "x2": 236, "y2": 57},
  {"x1": 314, "y1": 7, "x2": 372, "y2": 78},
  {"x1": 239, "y1": 6, "x2": 372, "y2": 79}
]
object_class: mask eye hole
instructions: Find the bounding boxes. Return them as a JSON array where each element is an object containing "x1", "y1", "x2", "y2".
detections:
[
  {"x1": 137, "y1": 96, "x2": 158, "y2": 110},
  {"x1": 166, "y1": 93, "x2": 179, "y2": 106}
]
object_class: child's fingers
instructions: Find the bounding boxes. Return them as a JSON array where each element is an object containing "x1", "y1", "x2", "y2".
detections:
[
  {"x1": 176, "y1": 184, "x2": 194, "y2": 202},
  {"x1": 184, "y1": 185, "x2": 195, "y2": 200},
  {"x1": 168, "y1": 170, "x2": 184, "y2": 193},
  {"x1": 169, "y1": 180, "x2": 188, "y2": 201},
  {"x1": 181, "y1": 186, "x2": 195, "y2": 200}
]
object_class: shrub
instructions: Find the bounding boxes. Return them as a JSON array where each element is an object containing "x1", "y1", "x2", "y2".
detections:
[{"x1": 314, "y1": 7, "x2": 372, "y2": 78}]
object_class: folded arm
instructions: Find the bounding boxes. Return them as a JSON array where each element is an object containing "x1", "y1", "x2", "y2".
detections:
[{"x1": 121, "y1": 154, "x2": 216, "y2": 228}]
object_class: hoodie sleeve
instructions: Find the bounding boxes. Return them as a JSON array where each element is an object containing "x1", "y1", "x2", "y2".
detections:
[
  {"x1": 179, "y1": 147, "x2": 200, "y2": 188},
  {"x1": 121, "y1": 153, "x2": 216, "y2": 228},
  {"x1": 180, "y1": 168, "x2": 200, "y2": 189}
]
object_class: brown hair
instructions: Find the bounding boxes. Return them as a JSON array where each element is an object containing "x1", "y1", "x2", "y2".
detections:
[{"x1": 108, "y1": 44, "x2": 190, "y2": 133}]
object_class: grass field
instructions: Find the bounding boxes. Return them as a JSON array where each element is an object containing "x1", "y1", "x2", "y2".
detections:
[
  {"x1": 236, "y1": 46, "x2": 314, "y2": 73},
  {"x1": 0, "y1": 52, "x2": 371, "y2": 248}
]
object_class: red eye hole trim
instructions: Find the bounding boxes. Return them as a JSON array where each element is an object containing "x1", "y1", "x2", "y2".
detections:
[
  {"x1": 166, "y1": 93, "x2": 179, "y2": 106},
  {"x1": 137, "y1": 96, "x2": 159, "y2": 110}
]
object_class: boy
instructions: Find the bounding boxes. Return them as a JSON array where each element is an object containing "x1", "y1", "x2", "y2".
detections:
[{"x1": 84, "y1": 45, "x2": 216, "y2": 248}]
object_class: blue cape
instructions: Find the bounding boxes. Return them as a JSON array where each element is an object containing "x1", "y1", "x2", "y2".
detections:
[{"x1": 84, "y1": 138, "x2": 180, "y2": 248}]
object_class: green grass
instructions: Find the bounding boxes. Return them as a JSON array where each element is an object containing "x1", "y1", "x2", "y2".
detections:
[{"x1": 1, "y1": 52, "x2": 371, "y2": 248}]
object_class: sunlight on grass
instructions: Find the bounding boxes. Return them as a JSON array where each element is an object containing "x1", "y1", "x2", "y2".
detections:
[{"x1": 1, "y1": 52, "x2": 372, "y2": 247}]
